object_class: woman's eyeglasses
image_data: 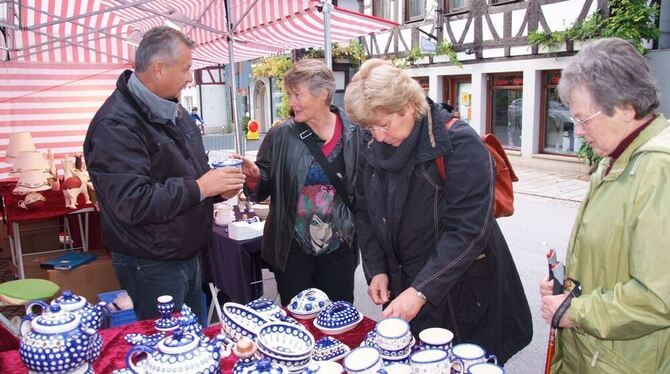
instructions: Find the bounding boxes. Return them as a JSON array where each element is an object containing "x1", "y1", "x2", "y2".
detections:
[
  {"x1": 362, "y1": 120, "x2": 392, "y2": 135},
  {"x1": 571, "y1": 111, "x2": 602, "y2": 129}
]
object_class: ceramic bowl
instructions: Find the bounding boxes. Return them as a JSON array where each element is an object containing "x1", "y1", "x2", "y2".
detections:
[
  {"x1": 362, "y1": 330, "x2": 415, "y2": 358},
  {"x1": 343, "y1": 346, "x2": 383, "y2": 373},
  {"x1": 256, "y1": 322, "x2": 315, "y2": 358},
  {"x1": 409, "y1": 349, "x2": 451, "y2": 373},
  {"x1": 221, "y1": 302, "x2": 268, "y2": 342},
  {"x1": 287, "y1": 288, "x2": 331, "y2": 319},
  {"x1": 256, "y1": 347, "x2": 312, "y2": 372},
  {"x1": 252, "y1": 204, "x2": 270, "y2": 220},
  {"x1": 312, "y1": 336, "x2": 351, "y2": 362},
  {"x1": 314, "y1": 301, "x2": 362, "y2": 334},
  {"x1": 305, "y1": 361, "x2": 344, "y2": 374},
  {"x1": 374, "y1": 318, "x2": 412, "y2": 351}
]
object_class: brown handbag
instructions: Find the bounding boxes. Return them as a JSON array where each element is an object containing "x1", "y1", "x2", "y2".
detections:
[{"x1": 435, "y1": 117, "x2": 519, "y2": 218}]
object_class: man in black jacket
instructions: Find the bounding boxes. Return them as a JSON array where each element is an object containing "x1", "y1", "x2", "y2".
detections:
[{"x1": 84, "y1": 27, "x2": 245, "y2": 323}]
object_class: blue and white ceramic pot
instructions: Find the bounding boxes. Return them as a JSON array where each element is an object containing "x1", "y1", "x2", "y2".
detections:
[
  {"x1": 19, "y1": 302, "x2": 100, "y2": 373},
  {"x1": 51, "y1": 290, "x2": 108, "y2": 331},
  {"x1": 125, "y1": 326, "x2": 231, "y2": 374}
]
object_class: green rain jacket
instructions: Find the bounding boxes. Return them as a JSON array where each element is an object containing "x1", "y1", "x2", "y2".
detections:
[{"x1": 552, "y1": 114, "x2": 670, "y2": 373}]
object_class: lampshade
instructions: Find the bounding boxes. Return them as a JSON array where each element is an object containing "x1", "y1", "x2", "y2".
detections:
[
  {"x1": 13, "y1": 169, "x2": 52, "y2": 195},
  {"x1": 6, "y1": 132, "x2": 36, "y2": 160},
  {"x1": 10, "y1": 151, "x2": 49, "y2": 174}
]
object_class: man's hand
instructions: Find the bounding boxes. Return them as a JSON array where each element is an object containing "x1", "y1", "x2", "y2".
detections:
[
  {"x1": 197, "y1": 167, "x2": 245, "y2": 199},
  {"x1": 541, "y1": 293, "x2": 575, "y2": 328},
  {"x1": 539, "y1": 276, "x2": 555, "y2": 297},
  {"x1": 230, "y1": 154, "x2": 260, "y2": 180},
  {"x1": 382, "y1": 287, "x2": 426, "y2": 322},
  {"x1": 368, "y1": 274, "x2": 391, "y2": 305}
]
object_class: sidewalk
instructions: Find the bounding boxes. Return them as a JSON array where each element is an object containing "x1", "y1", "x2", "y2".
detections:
[{"x1": 513, "y1": 165, "x2": 590, "y2": 203}]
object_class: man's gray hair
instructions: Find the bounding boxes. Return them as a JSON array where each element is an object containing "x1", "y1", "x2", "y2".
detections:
[
  {"x1": 134, "y1": 26, "x2": 195, "y2": 73},
  {"x1": 557, "y1": 38, "x2": 659, "y2": 119}
]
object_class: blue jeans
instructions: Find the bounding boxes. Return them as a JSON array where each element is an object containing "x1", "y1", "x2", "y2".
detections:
[{"x1": 110, "y1": 252, "x2": 205, "y2": 324}]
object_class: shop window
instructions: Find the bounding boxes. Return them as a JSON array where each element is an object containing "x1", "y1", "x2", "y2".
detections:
[
  {"x1": 541, "y1": 71, "x2": 579, "y2": 155},
  {"x1": 488, "y1": 73, "x2": 523, "y2": 149},
  {"x1": 373, "y1": 0, "x2": 392, "y2": 20},
  {"x1": 443, "y1": 75, "x2": 472, "y2": 122},
  {"x1": 405, "y1": 0, "x2": 424, "y2": 22}
]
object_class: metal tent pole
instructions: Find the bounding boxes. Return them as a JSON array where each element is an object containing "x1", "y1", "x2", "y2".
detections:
[
  {"x1": 323, "y1": 0, "x2": 333, "y2": 69},
  {"x1": 224, "y1": 0, "x2": 243, "y2": 155}
]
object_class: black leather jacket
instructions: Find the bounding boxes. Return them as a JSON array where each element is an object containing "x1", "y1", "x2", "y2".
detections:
[
  {"x1": 245, "y1": 107, "x2": 359, "y2": 271},
  {"x1": 84, "y1": 71, "x2": 212, "y2": 260}
]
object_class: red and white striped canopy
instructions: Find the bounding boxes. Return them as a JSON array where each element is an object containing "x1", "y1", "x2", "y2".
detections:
[{"x1": 6, "y1": 0, "x2": 397, "y2": 68}]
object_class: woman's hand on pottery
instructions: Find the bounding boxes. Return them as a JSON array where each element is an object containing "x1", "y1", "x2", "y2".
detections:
[
  {"x1": 368, "y1": 274, "x2": 391, "y2": 305},
  {"x1": 230, "y1": 154, "x2": 260, "y2": 180},
  {"x1": 541, "y1": 293, "x2": 575, "y2": 328},
  {"x1": 382, "y1": 287, "x2": 426, "y2": 322},
  {"x1": 539, "y1": 276, "x2": 555, "y2": 297},
  {"x1": 197, "y1": 167, "x2": 245, "y2": 198}
]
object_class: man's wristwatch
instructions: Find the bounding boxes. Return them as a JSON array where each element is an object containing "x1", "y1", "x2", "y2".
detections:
[{"x1": 414, "y1": 289, "x2": 427, "y2": 302}]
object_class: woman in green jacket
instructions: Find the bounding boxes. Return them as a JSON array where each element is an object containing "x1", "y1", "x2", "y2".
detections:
[{"x1": 540, "y1": 38, "x2": 670, "y2": 373}]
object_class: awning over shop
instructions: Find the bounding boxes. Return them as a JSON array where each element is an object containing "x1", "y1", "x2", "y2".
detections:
[{"x1": 4, "y1": 0, "x2": 396, "y2": 68}]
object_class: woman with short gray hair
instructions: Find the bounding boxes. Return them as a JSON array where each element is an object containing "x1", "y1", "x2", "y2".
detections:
[
  {"x1": 236, "y1": 59, "x2": 359, "y2": 305},
  {"x1": 540, "y1": 38, "x2": 670, "y2": 373}
]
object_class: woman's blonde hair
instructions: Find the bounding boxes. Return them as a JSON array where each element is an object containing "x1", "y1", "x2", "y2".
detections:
[{"x1": 344, "y1": 59, "x2": 429, "y2": 126}]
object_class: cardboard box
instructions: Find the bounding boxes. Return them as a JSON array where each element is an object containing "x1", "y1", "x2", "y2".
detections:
[{"x1": 43, "y1": 250, "x2": 120, "y2": 302}]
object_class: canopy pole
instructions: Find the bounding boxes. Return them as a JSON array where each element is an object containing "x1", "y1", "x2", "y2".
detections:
[
  {"x1": 323, "y1": 0, "x2": 333, "y2": 69},
  {"x1": 224, "y1": 0, "x2": 244, "y2": 156}
]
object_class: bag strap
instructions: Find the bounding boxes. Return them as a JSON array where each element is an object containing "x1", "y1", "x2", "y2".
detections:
[
  {"x1": 294, "y1": 122, "x2": 354, "y2": 211},
  {"x1": 435, "y1": 116, "x2": 460, "y2": 181}
]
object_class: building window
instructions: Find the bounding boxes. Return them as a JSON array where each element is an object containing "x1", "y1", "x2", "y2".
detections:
[
  {"x1": 373, "y1": 0, "x2": 392, "y2": 19},
  {"x1": 443, "y1": 75, "x2": 472, "y2": 122},
  {"x1": 445, "y1": 0, "x2": 468, "y2": 12},
  {"x1": 541, "y1": 71, "x2": 578, "y2": 155},
  {"x1": 488, "y1": 73, "x2": 523, "y2": 149},
  {"x1": 405, "y1": 0, "x2": 425, "y2": 22}
]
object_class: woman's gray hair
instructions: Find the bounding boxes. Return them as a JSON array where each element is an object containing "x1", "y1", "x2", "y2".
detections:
[
  {"x1": 134, "y1": 26, "x2": 195, "y2": 73},
  {"x1": 283, "y1": 59, "x2": 336, "y2": 104},
  {"x1": 557, "y1": 38, "x2": 659, "y2": 119}
]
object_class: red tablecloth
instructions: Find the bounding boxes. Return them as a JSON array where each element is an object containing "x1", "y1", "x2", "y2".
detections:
[
  {"x1": 1, "y1": 183, "x2": 95, "y2": 226},
  {"x1": 0, "y1": 315, "x2": 376, "y2": 373}
]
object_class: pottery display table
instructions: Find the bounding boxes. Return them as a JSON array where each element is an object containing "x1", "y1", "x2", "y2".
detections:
[
  {"x1": 0, "y1": 183, "x2": 96, "y2": 279},
  {"x1": 0, "y1": 314, "x2": 376, "y2": 373}
]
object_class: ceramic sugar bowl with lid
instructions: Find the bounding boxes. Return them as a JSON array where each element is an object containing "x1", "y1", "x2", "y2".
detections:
[
  {"x1": 19, "y1": 302, "x2": 101, "y2": 373},
  {"x1": 125, "y1": 325, "x2": 231, "y2": 374}
]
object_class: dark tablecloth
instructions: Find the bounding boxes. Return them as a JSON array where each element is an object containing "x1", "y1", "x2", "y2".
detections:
[
  {"x1": 0, "y1": 314, "x2": 376, "y2": 373},
  {"x1": 201, "y1": 219, "x2": 264, "y2": 304}
]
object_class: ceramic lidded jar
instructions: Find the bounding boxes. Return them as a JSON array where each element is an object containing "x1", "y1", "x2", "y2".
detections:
[
  {"x1": 125, "y1": 326, "x2": 231, "y2": 374},
  {"x1": 19, "y1": 302, "x2": 100, "y2": 374}
]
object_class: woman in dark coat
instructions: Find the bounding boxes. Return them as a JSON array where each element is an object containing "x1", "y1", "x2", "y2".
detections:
[{"x1": 343, "y1": 59, "x2": 532, "y2": 363}]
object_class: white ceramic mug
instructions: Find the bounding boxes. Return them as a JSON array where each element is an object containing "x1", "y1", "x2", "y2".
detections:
[
  {"x1": 343, "y1": 347, "x2": 383, "y2": 374},
  {"x1": 467, "y1": 362, "x2": 506, "y2": 374},
  {"x1": 418, "y1": 327, "x2": 454, "y2": 351},
  {"x1": 375, "y1": 318, "x2": 412, "y2": 351},
  {"x1": 450, "y1": 344, "x2": 497, "y2": 373},
  {"x1": 214, "y1": 206, "x2": 235, "y2": 226},
  {"x1": 409, "y1": 348, "x2": 451, "y2": 373}
]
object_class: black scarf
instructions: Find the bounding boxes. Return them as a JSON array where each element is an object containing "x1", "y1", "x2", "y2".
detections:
[{"x1": 370, "y1": 115, "x2": 425, "y2": 173}]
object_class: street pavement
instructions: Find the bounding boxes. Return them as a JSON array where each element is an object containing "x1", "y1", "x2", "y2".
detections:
[{"x1": 248, "y1": 143, "x2": 591, "y2": 372}]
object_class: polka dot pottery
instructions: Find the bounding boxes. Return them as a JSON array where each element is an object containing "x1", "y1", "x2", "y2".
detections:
[
  {"x1": 235, "y1": 358, "x2": 288, "y2": 374},
  {"x1": 287, "y1": 288, "x2": 331, "y2": 319},
  {"x1": 311, "y1": 336, "x2": 350, "y2": 361},
  {"x1": 19, "y1": 302, "x2": 101, "y2": 373},
  {"x1": 255, "y1": 322, "x2": 315, "y2": 358},
  {"x1": 313, "y1": 301, "x2": 363, "y2": 335},
  {"x1": 125, "y1": 326, "x2": 231, "y2": 374},
  {"x1": 221, "y1": 302, "x2": 268, "y2": 342},
  {"x1": 51, "y1": 290, "x2": 108, "y2": 331},
  {"x1": 246, "y1": 298, "x2": 286, "y2": 320}
]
